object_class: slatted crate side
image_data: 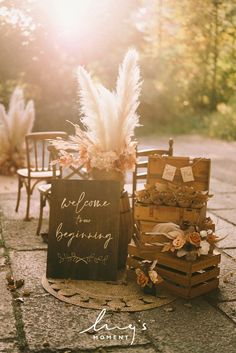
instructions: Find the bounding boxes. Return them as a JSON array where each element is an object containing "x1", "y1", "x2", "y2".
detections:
[
  {"x1": 128, "y1": 243, "x2": 162, "y2": 261},
  {"x1": 138, "y1": 220, "x2": 158, "y2": 232},
  {"x1": 156, "y1": 252, "x2": 221, "y2": 273},
  {"x1": 190, "y1": 266, "x2": 220, "y2": 286},
  {"x1": 127, "y1": 254, "x2": 220, "y2": 290},
  {"x1": 188, "y1": 278, "x2": 219, "y2": 298},
  {"x1": 147, "y1": 156, "x2": 211, "y2": 191},
  {"x1": 126, "y1": 256, "x2": 142, "y2": 269},
  {"x1": 156, "y1": 252, "x2": 193, "y2": 273},
  {"x1": 156, "y1": 261, "x2": 220, "y2": 287},
  {"x1": 162, "y1": 278, "x2": 219, "y2": 299},
  {"x1": 191, "y1": 253, "x2": 221, "y2": 272},
  {"x1": 156, "y1": 252, "x2": 220, "y2": 299},
  {"x1": 140, "y1": 233, "x2": 167, "y2": 244},
  {"x1": 128, "y1": 244, "x2": 220, "y2": 299},
  {"x1": 134, "y1": 203, "x2": 206, "y2": 225},
  {"x1": 156, "y1": 265, "x2": 190, "y2": 287}
]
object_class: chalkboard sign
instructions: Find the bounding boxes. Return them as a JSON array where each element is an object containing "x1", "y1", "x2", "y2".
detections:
[{"x1": 46, "y1": 179, "x2": 120, "y2": 281}]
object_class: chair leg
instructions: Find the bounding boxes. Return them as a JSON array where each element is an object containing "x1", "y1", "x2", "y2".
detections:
[
  {"x1": 15, "y1": 176, "x2": 23, "y2": 212},
  {"x1": 36, "y1": 193, "x2": 45, "y2": 235},
  {"x1": 24, "y1": 183, "x2": 31, "y2": 221}
]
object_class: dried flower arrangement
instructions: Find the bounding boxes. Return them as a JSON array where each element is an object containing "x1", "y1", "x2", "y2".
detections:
[
  {"x1": 0, "y1": 87, "x2": 35, "y2": 175},
  {"x1": 135, "y1": 260, "x2": 163, "y2": 295},
  {"x1": 136, "y1": 183, "x2": 212, "y2": 209},
  {"x1": 51, "y1": 49, "x2": 142, "y2": 181},
  {"x1": 149, "y1": 219, "x2": 224, "y2": 261}
]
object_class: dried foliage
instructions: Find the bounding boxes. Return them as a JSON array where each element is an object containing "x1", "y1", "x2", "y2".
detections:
[
  {"x1": 136, "y1": 183, "x2": 212, "y2": 209},
  {"x1": 0, "y1": 87, "x2": 35, "y2": 175},
  {"x1": 51, "y1": 49, "x2": 142, "y2": 174},
  {"x1": 149, "y1": 219, "x2": 224, "y2": 261}
]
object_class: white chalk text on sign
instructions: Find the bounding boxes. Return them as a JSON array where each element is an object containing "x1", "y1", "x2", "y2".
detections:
[{"x1": 46, "y1": 180, "x2": 120, "y2": 280}]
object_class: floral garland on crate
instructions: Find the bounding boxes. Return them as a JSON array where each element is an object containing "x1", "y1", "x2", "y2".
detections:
[
  {"x1": 149, "y1": 218, "x2": 225, "y2": 261},
  {"x1": 135, "y1": 260, "x2": 164, "y2": 295},
  {"x1": 136, "y1": 183, "x2": 212, "y2": 209},
  {"x1": 51, "y1": 49, "x2": 142, "y2": 176}
]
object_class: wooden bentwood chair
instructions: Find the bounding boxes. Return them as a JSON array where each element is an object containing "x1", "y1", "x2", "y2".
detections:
[
  {"x1": 15, "y1": 131, "x2": 68, "y2": 220},
  {"x1": 36, "y1": 145, "x2": 89, "y2": 235},
  {"x1": 132, "y1": 138, "x2": 174, "y2": 211}
]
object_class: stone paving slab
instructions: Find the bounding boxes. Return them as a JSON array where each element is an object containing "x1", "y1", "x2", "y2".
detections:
[
  {"x1": 0, "y1": 271, "x2": 17, "y2": 340},
  {"x1": 3, "y1": 219, "x2": 47, "y2": 251},
  {"x1": 0, "y1": 192, "x2": 41, "y2": 221},
  {"x1": 208, "y1": 212, "x2": 236, "y2": 248},
  {"x1": 10, "y1": 250, "x2": 47, "y2": 295},
  {"x1": 20, "y1": 295, "x2": 149, "y2": 351},
  {"x1": 217, "y1": 301, "x2": 236, "y2": 325},
  {"x1": 9, "y1": 251, "x2": 150, "y2": 351},
  {"x1": 104, "y1": 346, "x2": 158, "y2": 353},
  {"x1": 222, "y1": 248, "x2": 236, "y2": 259},
  {"x1": 210, "y1": 178, "x2": 236, "y2": 194},
  {"x1": 206, "y1": 253, "x2": 236, "y2": 302},
  {"x1": 0, "y1": 247, "x2": 6, "y2": 266},
  {"x1": 132, "y1": 298, "x2": 236, "y2": 353},
  {"x1": 0, "y1": 341, "x2": 19, "y2": 353},
  {"x1": 213, "y1": 209, "x2": 236, "y2": 226},
  {"x1": 208, "y1": 193, "x2": 236, "y2": 210}
]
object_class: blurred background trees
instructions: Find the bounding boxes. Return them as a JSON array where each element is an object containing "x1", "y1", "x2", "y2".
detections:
[{"x1": 0, "y1": 0, "x2": 236, "y2": 139}]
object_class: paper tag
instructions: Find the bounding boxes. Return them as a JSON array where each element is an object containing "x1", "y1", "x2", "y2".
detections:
[
  {"x1": 162, "y1": 164, "x2": 176, "y2": 181},
  {"x1": 180, "y1": 166, "x2": 194, "y2": 182}
]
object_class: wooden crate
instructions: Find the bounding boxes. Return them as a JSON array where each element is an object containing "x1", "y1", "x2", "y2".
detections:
[
  {"x1": 128, "y1": 241, "x2": 163, "y2": 261},
  {"x1": 127, "y1": 243, "x2": 220, "y2": 299},
  {"x1": 134, "y1": 203, "x2": 206, "y2": 225},
  {"x1": 147, "y1": 156, "x2": 211, "y2": 191},
  {"x1": 134, "y1": 156, "x2": 211, "y2": 225}
]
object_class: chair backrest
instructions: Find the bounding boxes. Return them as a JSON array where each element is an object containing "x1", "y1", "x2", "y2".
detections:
[
  {"x1": 132, "y1": 138, "x2": 174, "y2": 210},
  {"x1": 25, "y1": 132, "x2": 68, "y2": 172},
  {"x1": 49, "y1": 145, "x2": 89, "y2": 180}
]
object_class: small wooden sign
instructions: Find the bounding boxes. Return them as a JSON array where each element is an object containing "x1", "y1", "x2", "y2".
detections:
[{"x1": 46, "y1": 179, "x2": 120, "y2": 281}]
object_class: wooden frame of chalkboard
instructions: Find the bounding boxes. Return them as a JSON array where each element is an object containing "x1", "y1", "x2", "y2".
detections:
[{"x1": 46, "y1": 179, "x2": 120, "y2": 281}]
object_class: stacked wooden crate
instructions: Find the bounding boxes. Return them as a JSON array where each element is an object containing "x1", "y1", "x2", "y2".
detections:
[
  {"x1": 128, "y1": 155, "x2": 221, "y2": 299},
  {"x1": 134, "y1": 156, "x2": 210, "y2": 226}
]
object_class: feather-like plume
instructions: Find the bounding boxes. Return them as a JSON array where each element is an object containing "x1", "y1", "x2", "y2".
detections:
[
  {"x1": 115, "y1": 49, "x2": 141, "y2": 150},
  {"x1": 77, "y1": 67, "x2": 106, "y2": 149},
  {"x1": 0, "y1": 87, "x2": 35, "y2": 175},
  {"x1": 54, "y1": 49, "x2": 142, "y2": 173},
  {"x1": 97, "y1": 84, "x2": 118, "y2": 151}
]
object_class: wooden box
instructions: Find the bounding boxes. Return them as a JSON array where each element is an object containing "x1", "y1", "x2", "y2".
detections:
[
  {"x1": 134, "y1": 156, "x2": 211, "y2": 225},
  {"x1": 134, "y1": 203, "x2": 206, "y2": 225},
  {"x1": 127, "y1": 243, "x2": 220, "y2": 299},
  {"x1": 147, "y1": 156, "x2": 211, "y2": 190}
]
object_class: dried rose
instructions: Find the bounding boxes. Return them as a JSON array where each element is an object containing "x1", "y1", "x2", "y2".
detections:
[
  {"x1": 199, "y1": 240, "x2": 210, "y2": 255},
  {"x1": 200, "y1": 230, "x2": 207, "y2": 238},
  {"x1": 135, "y1": 269, "x2": 149, "y2": 288},
  {"x1": 206, "y1": 233, "x2": 217, "y2": 245},
  {"x1": 148, "y1": 270, "x2": 163, "y2": 285},
  {"x1": 172, "y1": 235, "x2": 186, "y2": 249},
  {"x1": 188, "y1": 232, "x2": 201, "y2": 247}
]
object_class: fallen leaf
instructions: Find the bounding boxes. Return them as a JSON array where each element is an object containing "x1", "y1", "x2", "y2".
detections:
[
  {"x1": 15, "y1": 279, "x2": 25, "y2": 289},
  {"x1": 8, "y1": 285, "x2": 16, "y2": 292},
  {"x1": 22, "y1": 289, "x2": 31, "y2": 297},
  {"x1": 6, "y1": 273, "x2": 14, "y2": 285}
]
